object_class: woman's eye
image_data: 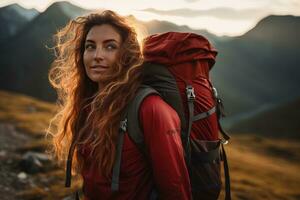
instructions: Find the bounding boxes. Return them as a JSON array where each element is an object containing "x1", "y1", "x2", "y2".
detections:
[
  {"x1": 85, "y1": 44, "x2": 94, "y2": 49},
  {"x1": 106, "y1": 44, "x2": 117, "y2": 50}
]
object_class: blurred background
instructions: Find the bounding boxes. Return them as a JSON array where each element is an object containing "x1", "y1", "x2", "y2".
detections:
[{"x1": 0, "y1": 0, "x2": 299, "y2": 199}]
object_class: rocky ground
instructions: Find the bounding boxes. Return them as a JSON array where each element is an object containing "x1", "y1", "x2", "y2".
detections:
[
  {"x1": 0, "y1": 122, "x2": 78, "y2": 200},
  {"x1": 0, "y1": 123, "x2": 33, "y2": 200}
]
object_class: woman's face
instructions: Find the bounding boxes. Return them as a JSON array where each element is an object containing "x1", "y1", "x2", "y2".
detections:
[{"x1": 83, "y1": 24, "x2": 122, "y2": 87}]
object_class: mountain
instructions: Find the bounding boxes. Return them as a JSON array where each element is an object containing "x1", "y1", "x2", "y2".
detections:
[
  {"x1": 0, "y1": 1, "x2": 90, "y2": 102},
  {"x1": 228, "y1": 97, "x2": 300, "y2": 139},
  {"x1": 0, "y1": 1, "x2": 219, "y2": 102},
  {"x1": 0, "y1": 3, "x2": 39, "y2": 44},
  {"x1": 211, "y1": 15, "x2": 300, "y2": 116},
  {"x1": 0, "y1": 1, "x2": 299, "y2": 122},
  {"x1": 241, "y1": 15, "x2": 299, "y2": 47}
]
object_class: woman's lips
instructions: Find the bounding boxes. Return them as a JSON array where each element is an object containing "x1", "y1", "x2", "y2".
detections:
[{"x1": 90, "y1": 65, "x2": 108, "y2": 72}]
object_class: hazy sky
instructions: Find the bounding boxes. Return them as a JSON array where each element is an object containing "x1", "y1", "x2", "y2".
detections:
[{"x1": 1, "y1": 0, "x2": 299, "y2": 36}]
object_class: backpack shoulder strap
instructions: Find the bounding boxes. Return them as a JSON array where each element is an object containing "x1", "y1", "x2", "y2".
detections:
[
  {"x1": 127, "y1": 84, "x2": 160, "y2": 151},
  {"x1": 111, "y1": 85, "x2": 159, "y2": 192}
]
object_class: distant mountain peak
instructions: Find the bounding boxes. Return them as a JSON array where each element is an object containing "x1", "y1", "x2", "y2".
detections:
[
  {"x1": 261, "y1": 14, "x2": 298, "y2": 22},
  {"x1": 0, "y1": 3, "x2": 39, "y2": 42},
  {"x1": 255, "y1": 14, "x2": 299, "y2": 29},
  {"x1": 241, "y1": 14, "x2": 300, "y2": 44},
  {"x1": 45, "y1": 1, "x2": 89, "y2": 19},
  {"x1": 0, "y1": 3, "x2": 38, "y2": 12},
  {"x1": 48, "y1": 1, "x2": 76, "y2": 10},
  {"x1": 0, "y1": 3, "x2": 39, "y2": 20},
  {"x1": 1, "y1": 3, "x2": 22, "y2": 10}
]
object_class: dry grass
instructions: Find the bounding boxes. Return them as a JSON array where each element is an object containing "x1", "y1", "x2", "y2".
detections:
[
  {"x1": 16, "y1": 138, "x2": 51, "y2": 152},
  {"x1": 0, "y1": 90, "x2": 56, "y2": 137},
  {"x1": 218, "y1": 134, "x2": 300, "y2": 200}
]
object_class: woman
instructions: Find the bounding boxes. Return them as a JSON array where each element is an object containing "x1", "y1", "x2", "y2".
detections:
[{"x1": 47, "y1": 10, "x2": 191, "y2": 200}]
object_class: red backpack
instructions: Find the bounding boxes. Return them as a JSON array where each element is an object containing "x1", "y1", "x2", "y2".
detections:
[{"x1": 66, "y1": 32, "x2": 231, "y2": 200}]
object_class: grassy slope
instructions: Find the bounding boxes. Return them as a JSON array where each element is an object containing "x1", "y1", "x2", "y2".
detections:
[
  {"x1": 0, "y1": 90, "x2": 56, "y2": 136},
  {"x1": 219, "y1": 134, "x2": 300, "y2": 200},
  {"x1": 0, "y1": 90, "x2": 299, "y2": 200}
]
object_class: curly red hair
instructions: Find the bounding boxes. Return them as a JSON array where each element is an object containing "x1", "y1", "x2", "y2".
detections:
[{"x1": 47, "y1": 10, "x2": 144, "y2": 178}]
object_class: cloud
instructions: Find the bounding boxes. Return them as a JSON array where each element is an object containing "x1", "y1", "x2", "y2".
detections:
[{"x1": 141, "y1": 7, "x2": 265, "y2": 20}]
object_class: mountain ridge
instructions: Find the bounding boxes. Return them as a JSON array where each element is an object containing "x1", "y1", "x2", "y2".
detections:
[
  {"x1": 0, "y1": 2, "x2": 299, "y2": 125},
  {"x1": 228, "y1": 97, "x2": 300, "y2": 138},
  {"x1": 0, "y1": 3, "x2": 39, "y2": 44},
  {"x1": 211, "y1": 14, "x2": 300, "y2": 116},
  {"x1": 0, "y1": 2, "x2": 90, "y2": 101}
]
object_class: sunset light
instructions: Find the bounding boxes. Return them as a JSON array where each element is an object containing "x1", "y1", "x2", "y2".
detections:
[{"x1": 1, "y1": 0, "x2": 299, "y2": 36}]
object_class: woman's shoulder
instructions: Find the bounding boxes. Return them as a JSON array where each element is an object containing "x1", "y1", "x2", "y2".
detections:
[
  {"x1": 140, "y1": 94, "x2": 168, "y2": 109},
  {"x1": 139, "y1": 94, "x2": 178, "y2": 119}
]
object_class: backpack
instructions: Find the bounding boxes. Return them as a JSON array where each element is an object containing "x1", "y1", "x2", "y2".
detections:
[
  {"x1": 65, "y1": 32, "x2": 231, "y2": 200},
  {"x1": 112, "y1": 32, "x2": 231, "y2": 200}
]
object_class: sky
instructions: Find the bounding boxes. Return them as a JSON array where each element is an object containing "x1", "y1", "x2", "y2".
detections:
[{"x1": 1, "y1": 0, "x2": 299, "y2": 36}]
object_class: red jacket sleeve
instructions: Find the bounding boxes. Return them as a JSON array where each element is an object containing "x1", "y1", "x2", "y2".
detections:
[{"x1": 139, "y1": 95, "x2": 192, "y2": 200}]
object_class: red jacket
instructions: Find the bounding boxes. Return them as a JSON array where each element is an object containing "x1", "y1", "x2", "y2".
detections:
[{"x1": 80, "y1": 95, "x2": 192, "y2": 200}]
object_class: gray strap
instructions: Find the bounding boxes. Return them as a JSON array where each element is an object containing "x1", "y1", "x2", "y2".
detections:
[
  {"x1": 75, "y1": 189, "x2": 82, "y2": 200},
  {"x1": 221, "y1": 144, "x2": 231, "y2": 200},
  {"x1": 111, "y1": 118, "x2": 127, "y2": 192},
  {"x1": 192, "y1": 106, "x2": 216, "y2": 122},
  {"x1": 127, "y1": 85, "x2": 160, "y2": 149},
  {"x1": 65, "y1": 144, "x2": 74, "y2": 187},
  {"x1": 209, "y1": 83, "x2": 231, "y2": 142},
  {"x1": 185, "y1": 85, "x2": 195, "y2": 165},
  {"x1": 111, "y1": 85, "x2": 158, "y2": 192}
]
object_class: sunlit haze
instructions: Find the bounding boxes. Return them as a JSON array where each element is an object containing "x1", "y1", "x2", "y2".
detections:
[{"x1": 1, "y1": 0, "x2": 299, "y2": 36}]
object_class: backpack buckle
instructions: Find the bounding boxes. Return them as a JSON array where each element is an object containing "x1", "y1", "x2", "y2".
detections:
[
  {"x1": 186, "y1": 85, "x2": 196, "y2": 101},
  {"x1": 212, "y1": 87, "x2": 218, "y2": 99},
  {"x1": 221, "y1": 139, "x2": 228, "y2": 145},
  {"x1": 119, "y1": 118, "x2": 127, "y2": 132}
]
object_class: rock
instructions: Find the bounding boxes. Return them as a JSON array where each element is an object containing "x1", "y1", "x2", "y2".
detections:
[
  {"x1": 24, "y1": 151, "x2": 51, "y2": 162},
  {"x1": 19, "y1": 151, "x2": 51, "y2": 174},
  {"x1": 17, "y1": 172, "x2": 27, "y2": 180},
  {"x1": 0, "y1": 150, "x2": 7, "y2": 157}
]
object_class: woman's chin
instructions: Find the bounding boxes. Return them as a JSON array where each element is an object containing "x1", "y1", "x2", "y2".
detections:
[{"x1": 89, "y1": 75, "x2": 103, "y2": 83}]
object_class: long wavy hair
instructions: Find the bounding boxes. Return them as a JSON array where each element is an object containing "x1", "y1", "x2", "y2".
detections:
[{"x1": 46, "y1": 10, "x2": 144, "y2": 178}]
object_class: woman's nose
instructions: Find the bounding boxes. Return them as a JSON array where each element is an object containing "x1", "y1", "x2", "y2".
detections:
[{"x1": 94, "y1": 48, "x2": 104, "y2": 60}]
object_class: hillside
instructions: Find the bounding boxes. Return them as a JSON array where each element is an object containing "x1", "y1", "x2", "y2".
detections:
[
  {"x1": 242, "y1": 15, "x2": 299, "y2": 47},
  {"x1": 211, "y1": 15, "x2": 300, "y2": 116},
  {"x1": 0, "y1": 2, "x2": 90, "y2": 102},
  {"x1": 0, "y1": 90, "x2": 299, "y2": 200},
  {"x1": 228, "y1": 97, "x2": 300, "y2": 139},
  {"x1": 0, "y1": 3, "x2": 39, "y2": 44}
]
